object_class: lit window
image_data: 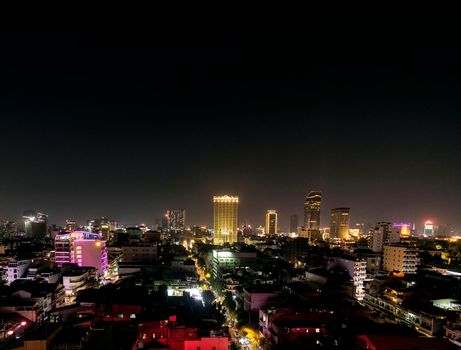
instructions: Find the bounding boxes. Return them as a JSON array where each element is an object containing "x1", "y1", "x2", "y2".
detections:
[
  {"x1": 130, "y1": 314, "x2": 136, "y2": 319},
  {"x1": 117, "y1": 314, "x2": 124, "y2": 318},
  {"x1": 315, "y1": 328, "x2": 320, "y2": 333}
]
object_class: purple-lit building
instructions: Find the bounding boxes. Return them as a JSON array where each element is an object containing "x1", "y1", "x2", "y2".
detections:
[
  {"x1": 54, "y1": 231, "x2": 107, "y2": 276},
  {"x1": 393, "y1": 222, "x2": 412, "y2": 238}
]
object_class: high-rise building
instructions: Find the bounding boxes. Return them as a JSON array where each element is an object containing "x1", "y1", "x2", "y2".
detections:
[
  {"x1": 23, "y1": 210, "x2": 48, "y2": 239},
  {"x1": 330, "y1": 208, "x2": 350, "y2": 239},
  {"x1": 423, "y1": 220, "x2": 434, "y2": 237},
  {"x1": 166, "y1": 209, "x2": 186, "y2": 230},
  {"x1": 304, "y1": 191, "x2": 322, "y2": 230},
  {"x1": 370, "y1": 222, "x2": 400, "y2": 253},
  {"x1": 213, "y1": 195, "x2": 238, "y2": 245},
  {"x1": 265, "y1": 210, "x2": 278, "y2": 236},
  {"x1": 393, "y1": 223, "x2": 411, "y2": 239},
  {"x1": 289, "y1": 214, "x2": 298, "y2": 233}
]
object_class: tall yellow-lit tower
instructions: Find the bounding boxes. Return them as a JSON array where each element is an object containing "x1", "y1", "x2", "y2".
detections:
[
  {"x1": 213, "y1": 195, "x2": 239, "y2": 245},
  {"x1": 265, "y1": 210, "x2": 278, "y2": 235}
]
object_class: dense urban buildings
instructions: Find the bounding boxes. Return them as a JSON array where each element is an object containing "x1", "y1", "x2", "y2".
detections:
[
  {"x1": 1, "y1": 18, "x2": 460, "y2": 350},
  {"x1": 213, "y1": 195, "x2": 239, "y2": 245},
  {"x1": 330, "y1": 207, "x2": 350, "y2": 239},
  {"x1": 265, "y1": 210, "x2": 278, "y2": 235},
  {"x1": 0, "y1": 197, "x2": 460, "y2": 349}
]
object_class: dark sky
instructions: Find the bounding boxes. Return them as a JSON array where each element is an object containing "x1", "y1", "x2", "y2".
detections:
[{"x1": 1, "y1": 15, "x2": 461, "y2": 231}]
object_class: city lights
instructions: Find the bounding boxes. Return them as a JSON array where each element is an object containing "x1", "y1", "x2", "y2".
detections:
[{"x1": 0, "y1": 17, "x2": 460, "y2": 350}]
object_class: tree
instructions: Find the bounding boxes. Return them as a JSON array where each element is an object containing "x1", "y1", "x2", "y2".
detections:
[{"x1": 213, "y1": 303, "x2": 226, "y2": 326}]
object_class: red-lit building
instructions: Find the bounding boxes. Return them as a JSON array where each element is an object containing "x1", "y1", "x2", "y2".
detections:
[{"x1": 132, "y1": 319, "x2": 228, "y2": 350}]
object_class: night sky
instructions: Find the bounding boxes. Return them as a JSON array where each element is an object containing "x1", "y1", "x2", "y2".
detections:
[{"x1": 1, "y1": 16, "x2": 461, "y2": 231}]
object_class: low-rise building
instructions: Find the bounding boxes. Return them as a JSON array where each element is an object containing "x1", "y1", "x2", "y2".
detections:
[
  {"x1": 6, "y1": 259, "x2": 31, "y2": 285},
  {"x1": 132, "y1": 320, "x2": 229, "y2": 350},
  {"x1": 327, "y1": 257, "x2": 367, "y2": 300},
  {"x1": 62, "y1": 267, "x2": 96, "y2": 305},
  {"x1": 362, "y1": 293, "x2": 446, "y2": 336},
  {"x1": 121, "y1": 242, "x2": 158, "y2": 263},
  {"x1": 259, "y1": 306, "x2": 333, "y2": 345},
  {"x1": 243, "y1": 285, "x2": 281, "y2": 312},
  {"x1": 210, "y1": 249, "x2": 258, "y2": 278}
]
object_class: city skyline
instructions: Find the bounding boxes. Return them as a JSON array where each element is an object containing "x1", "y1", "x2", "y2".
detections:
[
  {"x1": 0, "y1": 195, "x2": 450, "y2": 234},
  {"x1": 2, "y1": 15, "x2": 461, "y2": 349},
  {"x1": 1, "y1": 17, "x2": 461, "y2": 230}
]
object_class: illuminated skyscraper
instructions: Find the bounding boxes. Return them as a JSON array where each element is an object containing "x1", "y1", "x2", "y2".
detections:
[
  {"x1": 393, "y1": 223, "x2": 411, "y2": 239},
  {"x1": 265, "y1": 210, "x2": 278, "y2": 235},
  {"x1": 213, "y1": 195, "x2": 238, "y2": 245},
  {"x1": 166, "y1": 209, "x2": 186, "y2": 230},
  {"x1": 304, "y1": 191, "x2": 321, "y2": 230},
  {"x1": 424, "y1": 220, "x2": 434, "y2": 236},
  {"x1": 330, "y1": 208, "x2": 350, "y2": 239}
]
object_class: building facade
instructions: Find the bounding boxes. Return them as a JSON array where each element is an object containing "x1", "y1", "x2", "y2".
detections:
[
  {"x1": 370, "y1": 222, "x2": 400, "y2": 253},
  {"x1": 210, "y1": 249, "x2": 258, "y2": 278},
  {"x1": 424, "y1": 220, "x2": 435, "y2": 237},
  {"x1": 6, "y1": 259, "x2": 31, "y2": 285},
  {"x1": 213, "y1": 195, "x2": 239, "y2": 245},
  {"x1": 330, "y1": 208, "x2": 350, "y2": 239},
  {"x1": 383, "y1": 245, "x2": 419, "y2": 275},
  {"x1": 122, "y1": 242, "x2": 158, "y2": 263},
  {"x1": 54, "y1": 231, "x2": 108, "y2": 275},
  {"x1": 166, "y1": 209, "x2": 186, "y2": 230},
  {"x1": 327, "y1": 257, "x2": 366, "y2": 300},
  {"x1": 393, "y1": 222, "x2": 412, "y2": 239},
  {"x1": 265, "y1": 210, "x2": 278, "y2": 235},
  {"x1": 304, "y1": 191, "x2": 321, "y2": 230}
]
